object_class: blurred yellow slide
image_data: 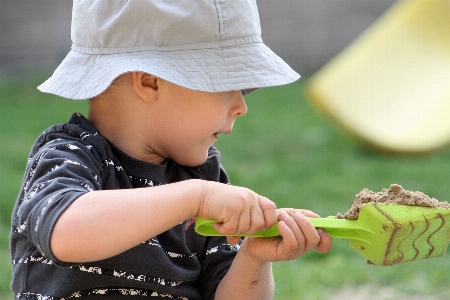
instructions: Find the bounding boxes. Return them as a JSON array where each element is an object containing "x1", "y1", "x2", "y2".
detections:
[{"x1": 307, "y1": 0, "x2": 450, "y2": 153}]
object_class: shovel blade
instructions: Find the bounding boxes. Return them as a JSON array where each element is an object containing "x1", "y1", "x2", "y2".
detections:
[{"x1": 350, "y1": 204, "x2": 450, "y2": 266}]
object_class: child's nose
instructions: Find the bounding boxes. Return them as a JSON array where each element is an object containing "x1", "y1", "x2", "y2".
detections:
[{"x1": 231, "y1": 91, "x2": 247, "y2": 117}]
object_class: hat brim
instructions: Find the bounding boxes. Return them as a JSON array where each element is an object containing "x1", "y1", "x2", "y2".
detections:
[{"x1": 38, "y1": 42, "x2": 300, "y2": 100}]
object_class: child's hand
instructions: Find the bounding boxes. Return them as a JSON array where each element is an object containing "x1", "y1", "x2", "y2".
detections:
[
  {"x1": 197, "y1": 181, "x2": 277, "y2": 241},
  {"x1": 241, "y1": 208, "x2": 333, "y2": 262}
]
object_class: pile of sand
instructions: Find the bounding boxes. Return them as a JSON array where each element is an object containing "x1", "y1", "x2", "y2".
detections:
[{"x1": 337, "y1": 184, "x2": 450, "y2": 220}]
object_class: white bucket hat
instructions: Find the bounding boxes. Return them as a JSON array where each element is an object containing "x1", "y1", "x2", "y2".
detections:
[{"x1": 38, "y1": 0, "x2": 300, "y2": 100}]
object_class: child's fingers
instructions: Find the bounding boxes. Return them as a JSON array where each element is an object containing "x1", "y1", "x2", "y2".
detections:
[
  {"x1": 221, "y1": 194, "x2": 276, "y2": 235},
  {"x1": 201, "y1": 183, "x2": 277, "y2": 235},
  {"x1": 278, "y1": 211, "x2": 321, "y2": 256},
  {"x1": 231, "y1": 194, "x2": 272, "y2": 234},
  {"x1": 292, "y1": 212, "x2": 320, "y2": 252},
  {"x1": 278, "y1": 212, "x2": 304, "y2": 250},
  {"x1": 277, "y1": 208, "x2": 319, "y2": 219},
  {"x1": 276, "y1": 220, "x2": 300, "y2": 257},
  {"x1": 247, "y1": 205, "x2": 265, "y2": 233},
  {"x1": 222, "y1": 196, "x2": 275, "y2": 235},
  {"x1": 258, "y1": 195, "x2": 277, "y2": 230},
  {"x1": 282, "y1": 209, "x2": 330, "y2": 253},
  {"x1": 213, "y1": 212, "x2": 241, "y2": 234},
  {"x1": 298, "y1": 209, "x2": 320, "y2": 219},
  {"x1": 315, "y1": 228, "x2": 333, "y2": 253}
]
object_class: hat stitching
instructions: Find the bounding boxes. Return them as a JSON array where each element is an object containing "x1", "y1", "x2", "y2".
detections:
[
  {"x1": 97, "y1": 63, "x2": 292, "y2": 83},
  {"x1": 72, "y1": 36, "x2": 263, "y2": 55},
  {"x1": 52, "y1": 50, "x2": 294, "y2": 82},
  {"x1": 85, "y1": 44, "x2": 287, "y2": 70},
  {"x1": 213, "y1": 0, "x2": 230, "y2": 84},
  {"x1": 80, "y1": 47, "x2": 282, "y2": 69}
]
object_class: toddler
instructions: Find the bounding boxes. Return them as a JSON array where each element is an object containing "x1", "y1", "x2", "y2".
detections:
[{"x1": 10, "y1": 1, "x2": 332, "y2": 299}]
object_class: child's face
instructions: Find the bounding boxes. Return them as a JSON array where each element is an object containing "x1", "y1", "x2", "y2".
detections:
[{"x1": 148, "y1": 80, "x2": 248, "y2": 167}]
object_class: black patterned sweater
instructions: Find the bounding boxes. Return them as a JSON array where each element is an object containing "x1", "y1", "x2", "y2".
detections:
[{"x1": 10, "y1": 113, "x2": 239, "y2": 300}]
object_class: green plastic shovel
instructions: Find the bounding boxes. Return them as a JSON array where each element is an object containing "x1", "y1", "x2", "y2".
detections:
[{"x1": 195, "y1": 203, "x2": 450, "y2": 266}]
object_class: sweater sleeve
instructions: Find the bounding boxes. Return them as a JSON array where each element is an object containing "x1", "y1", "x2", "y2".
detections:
[{"x1": 12, "y1": 136, "x2": 104, "y2": 266}]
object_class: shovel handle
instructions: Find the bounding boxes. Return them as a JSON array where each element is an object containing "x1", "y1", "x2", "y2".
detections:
[{"x1": 195, "y1": 216, "x2": 372, "y2": 242}]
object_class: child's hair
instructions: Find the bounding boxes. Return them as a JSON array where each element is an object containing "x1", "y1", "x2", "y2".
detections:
[{"x1": 38, "y1": 0, "x2": 299, "y2": 100}]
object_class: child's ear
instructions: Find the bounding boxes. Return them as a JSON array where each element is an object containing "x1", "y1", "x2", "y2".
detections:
[{"x1": 131, "y1": 72, "x2": 159, "y2": 103}]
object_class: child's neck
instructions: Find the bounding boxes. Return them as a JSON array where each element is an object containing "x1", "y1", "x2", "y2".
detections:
[{"x1": 88, "y1": 96, "x2": 165, "y2": 165}]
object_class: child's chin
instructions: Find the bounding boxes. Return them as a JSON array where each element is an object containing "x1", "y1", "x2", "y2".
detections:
[{"x1": 175, "y1": 154, "x2": 208, "y2": 167}]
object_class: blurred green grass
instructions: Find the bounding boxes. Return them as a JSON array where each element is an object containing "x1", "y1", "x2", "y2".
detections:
[{"x1": 1, "y1": 76, "x2": 449, "y2": 299}]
